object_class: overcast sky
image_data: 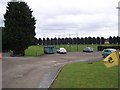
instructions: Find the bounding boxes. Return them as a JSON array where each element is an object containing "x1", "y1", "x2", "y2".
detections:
[{"x1": 0, "y1": 0, "x2": 119, "y2": 38}]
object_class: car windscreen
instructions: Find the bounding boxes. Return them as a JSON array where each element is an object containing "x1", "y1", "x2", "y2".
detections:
[{"x1": 104, "y1": 50, "x2": 111, "y2": 53}]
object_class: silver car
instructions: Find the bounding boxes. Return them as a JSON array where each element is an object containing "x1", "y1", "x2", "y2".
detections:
[
  {"x1": 102, "y1": 48, "x2": 116, "y2": 58},
  {"x1": 83, "y1": 47, "x2": 93, "y2": 52}
]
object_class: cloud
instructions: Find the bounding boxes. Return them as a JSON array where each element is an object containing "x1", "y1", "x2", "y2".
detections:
[
  {"x1": 0, "y1": 0, "x2": 119, "y2": 38},
  {"x1": 30, "y1": 0, "x2": 118, "y2": 38}
]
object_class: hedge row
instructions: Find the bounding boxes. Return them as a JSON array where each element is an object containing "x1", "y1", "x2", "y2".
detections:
[{"x1": 98, "y1": 46, "x2": 120, "y2": 51}]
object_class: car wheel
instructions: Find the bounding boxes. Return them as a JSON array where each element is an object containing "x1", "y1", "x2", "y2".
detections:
[{"x1": 102, "y1": 55, "x2": 106, "y2": 58}]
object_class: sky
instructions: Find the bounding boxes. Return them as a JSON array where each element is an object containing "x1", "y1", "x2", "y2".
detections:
[{"x1": 0, "y1": 0, "x2": 119, "y2": 39}]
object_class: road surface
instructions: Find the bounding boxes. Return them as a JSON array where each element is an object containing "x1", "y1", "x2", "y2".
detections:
[{"x1": 2, "y1": 52, "x2": 102, "y2": 88}]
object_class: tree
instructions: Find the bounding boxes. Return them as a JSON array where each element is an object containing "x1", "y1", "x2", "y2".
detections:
[
  {"x1": 88, "y1": 37, "x2": 92, "y2": 44},
  {"x1": 68, "y1": 37, "x2": 72, "y2": 44},
  {"x1": 77, "y1": 37, "x2": 80, "y2": 44},
  {"x1": 109, "y1": 36, "x2": 113, "y2": 44},
  {"x1": 72, "y1": 37, "x2": 76, "y2": 44},
  {"x1": 52, "y1": 38, "x2": 56, "y2": 45},
  {"x1": 46, "y1": 37, "x2": 50, "y2": 45},
  {"x1": 96, "y1": 37, "x2": 100, "y2": 44},
  {"x1": 2, "y1": 27, "x2": 10, "y2": 51},
  {"x1": 54, "y1": 37, "x2": 57, "y2": 45},
  {"x1": 117, "y1": 36, "x2": 120, "y2": 44},
  {"x1": 61, "y1": 38, "x2": 65, "y2": 45},
  {"x1": 65, "y1": 37, "x2": 69, "y2": 44},
  {"x1": 38, "y1": 38, "x2": 42, "y2": 45},
  {"x1": 3, "y1": 1, "x2": 36, "y2": 55},
  {"x1": 0, "y1": 27, "x2": 2, "y2": 52},
  {"x1": 84, "y1": 37, "x2": 88, "y2": 44},
  {"x1": 101, "y1": 37, "x2": 105, "y2": 44},
  {"x1": 92, "y1": 37, "x2": 96, "y2": 44},
  {"x1": 31, "y1": 37, "x2": 38, "y2": 45},
  {"x1": 81, "y1": 37, "x2": 84, "y2": 44},
  {"x1": 59, "y1": 38, "x2": 62, "y2": 45},
  {"x1": 112, "y1": 36, "x2": 117, "y2": 44},
  {"x1": 51, "y1": 38, "x2": 54, "y2": 45},
  {"x1": 43, "y1": 38, "x2": 46, "y2": 45}
]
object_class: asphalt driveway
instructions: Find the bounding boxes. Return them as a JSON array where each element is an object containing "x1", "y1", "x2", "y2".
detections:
[{"x1": 2, "y1": 52, "x2": 102, "y2": 88}]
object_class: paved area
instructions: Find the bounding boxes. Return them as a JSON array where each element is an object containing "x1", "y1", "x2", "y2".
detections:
[{"x1": 2, "y1": 52, "x2": 102, "y2": 88}]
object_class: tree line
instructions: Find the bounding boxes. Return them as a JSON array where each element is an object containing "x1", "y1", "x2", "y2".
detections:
[
  {"x1": 108, "y1": 36, "x2": 120, "y2": 44},
  {"x1": 31, "y1": 36, "x2": 120, "y2": 45}
]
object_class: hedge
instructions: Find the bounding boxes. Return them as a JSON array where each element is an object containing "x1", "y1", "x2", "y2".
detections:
[{"x1": 98, "y1": 46, "x2": 120, "y2": 51}]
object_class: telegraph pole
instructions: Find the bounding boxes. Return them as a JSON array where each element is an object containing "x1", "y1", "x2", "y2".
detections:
[
  {"x1": 117, "y1": 6, "x2": 120, "y2": 36},
  {"x1": 63, "y1": 34, "x2": 65, "y2": 48},
  {"x1": 76, "y1": 32, "x2": 79, "y2": 52},
  {"x1": 69, "y1": 34, "x2": 71, "y2": 52},
  {"x1": 116, "y1": 5, "x2": 120, "y2": 89},
  {"x1": 58, "y1": 35, "x2": 60, "y2": 48}
]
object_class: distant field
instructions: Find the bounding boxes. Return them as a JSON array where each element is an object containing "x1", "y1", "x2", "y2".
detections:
[
  {"x1": 25, "y1": 44, "x2": 119, "y2": 56},
  {"x1": 55, "y1": 44, "x2": 97, "y2": 52},
  {"x1": 54, "y1": 44, "x2": 119, "y2": 52},
  {"x1": 51, "y1": 61, "x2": 118, "y2": 88}
]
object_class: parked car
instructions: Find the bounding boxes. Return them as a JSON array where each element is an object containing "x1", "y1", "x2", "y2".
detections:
[
  {"x1": 102, "y1": 48, "x2": 116, "y2": 58},
  {"x1": 57, "y1": 48, "x2": 67, "y2": 54},
  {"x1": 83, "y1": 47, "x2": 93, "y2": 52}
]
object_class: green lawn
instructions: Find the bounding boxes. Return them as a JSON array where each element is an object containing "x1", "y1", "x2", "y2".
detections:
[
  {"x1": 51, "y1": 61, "x2": 118, "y2": 88},
  {"x1": 25, "y1": 45, "x2": 44, "y2": 56}
]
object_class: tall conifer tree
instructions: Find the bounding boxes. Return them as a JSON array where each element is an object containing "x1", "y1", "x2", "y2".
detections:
[{"x1": 3, "y1": 1, "x2": 36, "y2": 55}]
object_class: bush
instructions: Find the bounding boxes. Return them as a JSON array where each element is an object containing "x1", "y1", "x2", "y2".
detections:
[{"x1": 25, "y1": 46, "x2": 44, "y2": 56}]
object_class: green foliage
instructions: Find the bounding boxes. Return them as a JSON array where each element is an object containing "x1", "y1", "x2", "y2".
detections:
[
  {"x1": 3, "y1": 1, "x2": 36, "y2": 55},
  {"x1": 51, "y1": 61, "x2": 118, "y2": 88},
  {"x1": 25, "y1": 45, "x2": 44, "y2": 56}
]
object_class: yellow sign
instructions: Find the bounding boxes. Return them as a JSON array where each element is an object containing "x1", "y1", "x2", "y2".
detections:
[{"x1": 103, "y1": 50, "x2": 119, "y2": 68}]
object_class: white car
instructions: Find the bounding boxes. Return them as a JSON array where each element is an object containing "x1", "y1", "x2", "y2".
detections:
[{"x1": 57, "y1": 48, "x2": 67, "y2": 54}]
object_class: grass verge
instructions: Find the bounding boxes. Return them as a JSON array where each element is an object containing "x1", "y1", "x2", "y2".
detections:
[{"x1": 50, "y1": 61, "x2": 118, "y2": 88}]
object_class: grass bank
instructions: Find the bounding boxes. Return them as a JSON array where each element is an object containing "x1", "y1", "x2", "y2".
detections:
[{"x1": 51, "y1": 61, "x2": 118, "y2": 88}]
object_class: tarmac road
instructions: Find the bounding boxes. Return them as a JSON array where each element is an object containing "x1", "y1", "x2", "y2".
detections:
[{"x1": 2, "y1": 52, "x2": 102, "y2": 88}]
